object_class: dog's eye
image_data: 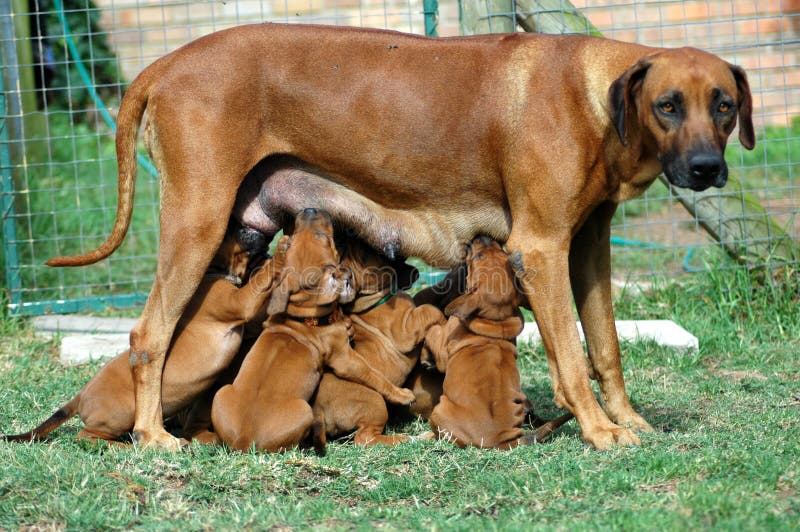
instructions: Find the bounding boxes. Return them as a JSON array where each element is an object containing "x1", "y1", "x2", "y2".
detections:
[
  {"x1": 718, "y1": 102, "x2": 732, "y2": 113},
  {"x1": 658, "y1": 102, "x2": 675, "y2": 114}
]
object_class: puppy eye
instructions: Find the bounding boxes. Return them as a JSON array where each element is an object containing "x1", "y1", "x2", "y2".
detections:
[
  {"x1": 718, "y1": 102, "x2": 732, "y2": 113},
  {"x1": 658, "y1": 102, "x2": 675, "y2": 114}
]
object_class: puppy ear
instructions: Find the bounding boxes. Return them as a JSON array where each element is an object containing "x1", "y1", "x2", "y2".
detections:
[
  {"x1": 608, "y1": 58, "x2": 651, "y2": 146},
  {"x1": 444, "y1": 290, "x2": 481, "y2": 319},
  {"x1": 729, "y1": 64, "x2": 755, "y2": 150},
  {"x1": 266, "y1": 273, "x2": 296, "y2": 315}
]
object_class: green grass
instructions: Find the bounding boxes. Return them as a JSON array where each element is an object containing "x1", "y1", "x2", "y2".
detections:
[
  {"x1": 1, "y1": 268, "x2": 798, "y2": 529},
  {"x1": 8, "y1": 111, "x2": 159, "y2": 308}
]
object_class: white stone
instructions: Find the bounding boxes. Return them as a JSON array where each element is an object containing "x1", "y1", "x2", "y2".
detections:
[
  {"x1": 32, "y1": 315, "x2": 136, "y2": 337},
  {"x1": 59, "y1": 334, "x2": 130, "y2": 366},
  {"x1": 518, "y1": 320, "x2": 698, "y2": 352}
]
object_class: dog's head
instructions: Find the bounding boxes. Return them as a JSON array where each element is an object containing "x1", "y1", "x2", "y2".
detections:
[
  {"x1": 609, "y1": 47, "x2": 755, "y2": 192},
  {"x1": 267, "y1": 208, "x2": 354, "y2": 316},
  {"x1": 212, "y1": 222, "x2": 269, "y2": 280},
  {"x1": 337, "y1": 236, "x2": 419, "y2": 296},
  {"x1": 444, "y1": 236, "x2": 525, "y2": 322}
]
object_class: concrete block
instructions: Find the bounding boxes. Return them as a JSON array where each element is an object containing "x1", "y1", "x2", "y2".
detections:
[
  {"x1": 60, "y1": 334, "x2": 130, "y2": 366},
  {"x1": 31, "y1": 315, "x2": 137, "y2": 337},
  {"x1": 519, "y1": 320, "x2": 698, "y2": 352}
]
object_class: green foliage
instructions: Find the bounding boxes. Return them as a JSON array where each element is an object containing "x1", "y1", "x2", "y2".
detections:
[
  {"x1": 726, "y1": 116, "x2": 800, "y2": 184},
  {"x1": 37, "y1": 0, "x2": 123, "y2": 111}
]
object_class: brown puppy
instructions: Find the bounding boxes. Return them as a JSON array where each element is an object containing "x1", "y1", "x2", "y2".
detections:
[
  {"x1": 45, "y1": 24, "x2": 754, "y2": 449},
  {"x1": 312, "y1": 238, "x2": 445, "y2": 445},
  {"x1": 211, "y1": 209, "x2": 416, "y2": 452},
  {"x1": 398, "y1": 266, "x2": 467, "y2": 420},
  {"x1": 3, "y1": 224, "x2": 284, "y2": 443},
  {"x1": 423, "y1": 236, "x2": 572, "y2": 449}
]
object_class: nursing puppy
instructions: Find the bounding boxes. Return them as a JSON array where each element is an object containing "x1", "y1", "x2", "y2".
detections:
[
  {"x1": 423, "y1": 236, "x2": 572, "y2": 449},
  {"x1": 4, "y1": 224, "x2": 283, "y2": 444},
  {"x1": 312, "y1": 238, "x2": 445, "y2": 445},
  {"x1": 211, "y1": 209, "x2": 416, "y2": 453}
]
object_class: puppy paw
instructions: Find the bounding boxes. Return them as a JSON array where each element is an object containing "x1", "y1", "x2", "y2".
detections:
[
  {"x1": 271, "y1": 235, "x2": 291, "y2": 271},
  {"x1": 389, "y1": 387, "x2": 417, "y2": 406},
  {"x1": 420, "y1": 347, "x2": 436, "y2": 371},
  {"x1": 410, "y1": 431, "x2": 436, "y2": 442}
]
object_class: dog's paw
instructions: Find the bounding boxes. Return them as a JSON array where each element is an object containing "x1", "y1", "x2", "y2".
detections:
[
  {"x1": 389, "y1": 387, "x2": 417, "y2": 406},
  {"x1": 609, "y1": 410, "x2": 654, "y2": 434},
  {"x1": 410, "y1": 431, "x2": 436, "y2": 442},
  {"x1": 582, "y1": 425, "x2": 640, "y2": 450},
  {"x1": 131, "y1": 428, "x2": 184, "y2": 451},
  {"x1": 420, "y1": 347, "x2": 436, "y2": 371}
]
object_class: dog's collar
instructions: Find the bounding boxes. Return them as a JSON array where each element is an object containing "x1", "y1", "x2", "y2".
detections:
[
  {"x1": 285, "y1": 306, "x2": 343, "y2": 327},
  {"x1": 204, "y1": 271, "x2": 243, "y2": 287},
  {"x1": 346, "y1": 284, "x2": 397, "y2": 314},
  {"x1": 463, "y1": 314, "x2": 524, "y2": 340}
]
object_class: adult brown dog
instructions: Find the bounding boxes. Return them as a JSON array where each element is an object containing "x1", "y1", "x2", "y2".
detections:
[
  {"x1": 312, "y1": 238, "x2": 445, "y2": 445},
  {"x1": 3, "y1": 224, "x2": 284, "y2": 443},
  {"x1": 210, "y1": 209, "x2": 416, "y2": 452},
  {"x1": 46, "y1": 24, "x2": 754, "y2": 449}
]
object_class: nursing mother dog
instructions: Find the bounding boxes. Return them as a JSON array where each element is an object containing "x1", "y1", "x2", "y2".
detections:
[{"x1": 45, "y1": 23, "x2": 754, "y2": 450}]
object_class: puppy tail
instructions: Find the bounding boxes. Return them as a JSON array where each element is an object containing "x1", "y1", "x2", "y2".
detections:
[
  {"x1": 520, "y1": 412, "x2": 574, "y2": 444},
  {"x1": 309, "y1": 416, "x2": 327, "y2": 457},
  {"x1": 1, "y1": 396, "x2": 80, "y2": 442}
]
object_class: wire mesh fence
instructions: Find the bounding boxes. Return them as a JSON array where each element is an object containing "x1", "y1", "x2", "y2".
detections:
[{"x1": 0, "y1": 0, "x2": 797, "y2": 315}]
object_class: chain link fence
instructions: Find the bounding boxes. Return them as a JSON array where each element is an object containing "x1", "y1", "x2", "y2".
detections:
[{"x1": 1, "y1": 0, "x2": 797, "y2": 315}]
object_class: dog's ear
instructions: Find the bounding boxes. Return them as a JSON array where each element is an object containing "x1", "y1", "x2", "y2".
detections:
[
  {"x1": 266, "y1": 272, "x2": 297, "y2": 315},
  {"x1": 444, "y1": 289, "x2": 481, "y2": 319},
  {"x1": 508, "y1": 253, "x2": 532, "y2": 310},
  {"x1": 608, "y1": 58, "x2": 651, "y2": 146},
  {"x1": 729, "y1": 64, "x2": 755, "y2": 150}
]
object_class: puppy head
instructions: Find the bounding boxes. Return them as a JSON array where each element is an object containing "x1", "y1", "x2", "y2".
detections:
[
  {"x1": 212, "y1": 222, "x2": 268, "y2": 279},
  {"x1": 267, "y1": 209, "x2": 342, "y2": 315},
  {"x1": 337, "y1": 236, "x2": 419, "y2": 295},
  {"x1": 444, "y1": 236, "x2": 524, "y2": 322}
]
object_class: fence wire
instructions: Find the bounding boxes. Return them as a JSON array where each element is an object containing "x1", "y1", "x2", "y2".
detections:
[{"x1": 0, "y1": 0, "x2": 797, "y2": 315}]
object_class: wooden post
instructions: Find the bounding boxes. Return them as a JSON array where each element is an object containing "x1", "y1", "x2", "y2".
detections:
[
  {"x1": 506, "y1": 0, "x2": 797, "y2": 267},
  {"x1": 4, "y1": 0, "x2": 48, "y2": 166},
  {"x1": 460, "y1": 0, "x2": 516, "y2": 35}
]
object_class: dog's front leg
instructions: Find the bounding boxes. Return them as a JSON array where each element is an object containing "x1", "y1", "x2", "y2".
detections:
[
  {"x1": 508, "y1": 231, "x2": 640, "y2": 450},
  {"x1": 221, "y1": 236, "x2": 290, "y2": 322},
  {"x1": 326, "y1": 342, "x2": 416, "y2": 406},
  {"x1": 393, "y1": 304, "x2": 447, "y2": 353},
  {"x1": 422, "y1": 323, "x2": 451, "y2": 373},
  {"x1": 569, "y1": 202, "x2": 653, "y2": 433}
]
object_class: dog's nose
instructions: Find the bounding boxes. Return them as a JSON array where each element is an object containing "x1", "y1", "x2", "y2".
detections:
[
  {"x1": 689, "y1": 153, "x2": 723, "y2": 180},
  {"x1": 301, "y1": 207, "x2": 319, "y2": 216}
]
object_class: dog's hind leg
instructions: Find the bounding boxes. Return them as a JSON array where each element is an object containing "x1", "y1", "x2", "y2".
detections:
[{"x1": 128, "y1": 151, "x2": 248, "y2": 449}]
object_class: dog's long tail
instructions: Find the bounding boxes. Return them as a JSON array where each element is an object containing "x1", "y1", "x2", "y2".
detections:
[
  {"x1": 521, "y1": 412, "x2": 575, "y2": 444},
  {"x1": 1, "y1": 396, "x2": 80, "y2": 442},
  {"x1": 44, "y1": 72, "x2": 152, "y2": 267}
]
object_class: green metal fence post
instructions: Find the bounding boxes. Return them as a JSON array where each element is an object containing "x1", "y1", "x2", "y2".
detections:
[
  {"x1": 0, "y1": 0, "x2": 23, "y2": 312},
  {"x1": 423, "y1": 0, "x2": 438, "y2": 36}
]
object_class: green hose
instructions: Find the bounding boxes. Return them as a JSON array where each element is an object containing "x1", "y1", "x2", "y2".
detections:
[{"x1": 54, "y1": 0, "x2": 158, "y2": 177}]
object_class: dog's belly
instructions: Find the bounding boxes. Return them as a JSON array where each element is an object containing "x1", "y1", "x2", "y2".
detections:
[{"x1": 235, "y1": 159, "x2": 512, "y2": 268}]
